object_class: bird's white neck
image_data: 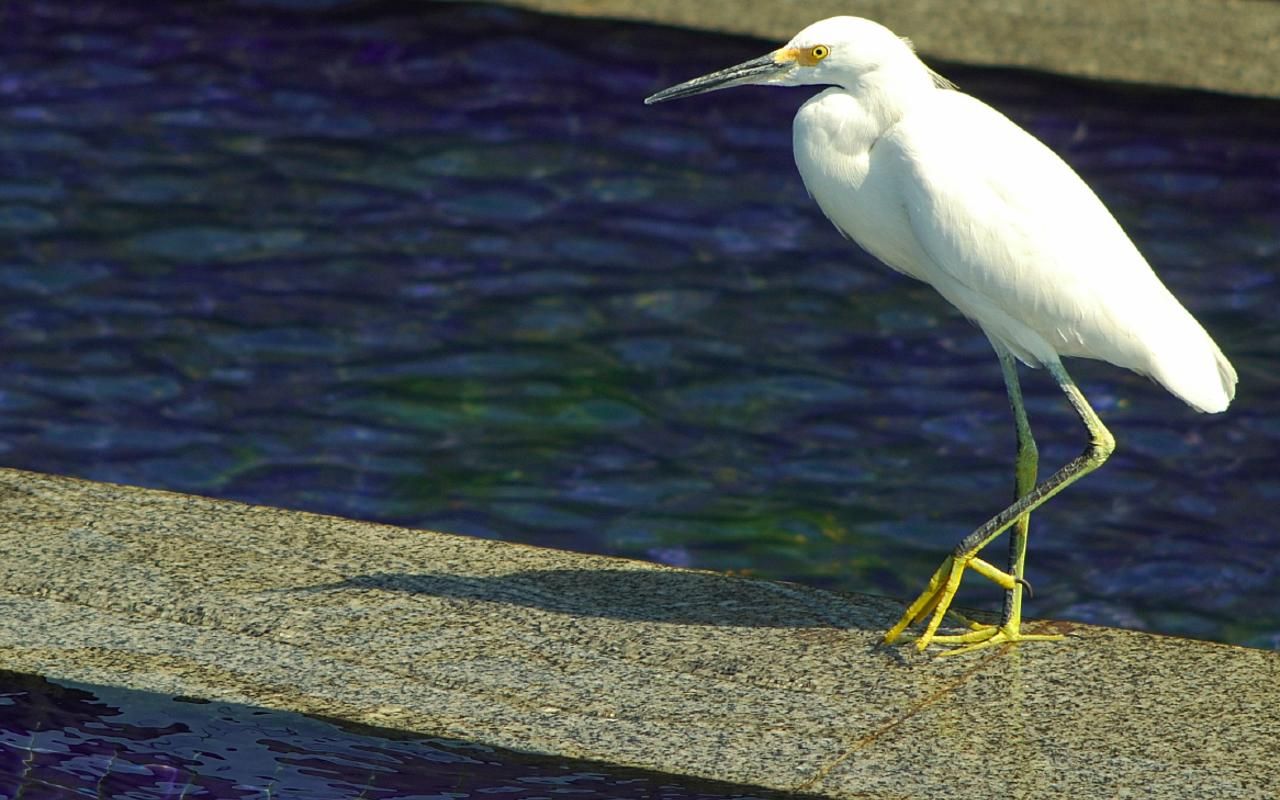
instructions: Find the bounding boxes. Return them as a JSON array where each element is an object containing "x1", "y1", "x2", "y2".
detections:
[
  {"x1": 790, "y1": 59, "x2": 941, "y2": 272},
  {"x1": 794, "y1": 63, "x2": 938, "y2": 169},
  {"x1": 838, "y1": 59, "x2": 938, "y2": 136}
]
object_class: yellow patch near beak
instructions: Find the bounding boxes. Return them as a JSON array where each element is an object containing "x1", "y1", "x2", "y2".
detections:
[{"x1": 774, "y1": 46, "x2": 823, "y2": 67}]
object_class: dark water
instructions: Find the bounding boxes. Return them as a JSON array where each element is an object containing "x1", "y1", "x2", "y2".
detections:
[
  {"x1": 0, "y1": 671, "x2": 790, "y2": 800},
  {"x1": 0, "y1": 0, "x2": 1278, "y2": 794}
]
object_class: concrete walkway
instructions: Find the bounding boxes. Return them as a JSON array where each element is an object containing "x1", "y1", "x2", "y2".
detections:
[
  {"x1": 494, "y1": 0, "x2": 1280, "y2": 98},
  {"x1": 0, "y1": 468, "x2": 1276, "y2": 798}
]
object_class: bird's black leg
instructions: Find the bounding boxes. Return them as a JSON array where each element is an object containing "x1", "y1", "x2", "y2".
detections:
[
  {"x1": 884, "y1": 355, "x2": 1114, "y2": 653},
  {"x1": 997, "y1": 346, "x2": 1038, "y2": 630}
]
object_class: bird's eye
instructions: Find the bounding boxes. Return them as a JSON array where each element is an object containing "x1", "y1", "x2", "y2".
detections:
[{"x1": 810, "y1": 45, "x2": 829, "y2": 60}]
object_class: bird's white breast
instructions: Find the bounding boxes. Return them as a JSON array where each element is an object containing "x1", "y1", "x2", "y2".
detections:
[{"x1": 792, "y1": 88, "x2": 939, "y2": 284}]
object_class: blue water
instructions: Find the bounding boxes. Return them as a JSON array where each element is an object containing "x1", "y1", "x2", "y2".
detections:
[
  {"x1": 0, "y1": 0, "x2": 1278, "y2": 795},
  {"x1": 0, "y1": 671, "x2": 783, "y2": 799}
]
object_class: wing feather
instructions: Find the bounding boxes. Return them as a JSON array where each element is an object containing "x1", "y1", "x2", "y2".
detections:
[{"x1": 889, "y1": 93, "x2": 1190, "y2": 374}]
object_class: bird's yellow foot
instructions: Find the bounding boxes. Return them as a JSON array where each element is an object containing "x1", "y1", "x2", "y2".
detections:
[
  {"x1": 882, "y1": 554, "x2": 1059, "y2": 654},
  {"x1": 925, "y1": 616, "x2": 1064, "y2": 657}
]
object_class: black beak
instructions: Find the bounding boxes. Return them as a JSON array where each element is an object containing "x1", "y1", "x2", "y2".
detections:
[{"x1": 644, "y1": 53, "x2": 792, "y2": 104}]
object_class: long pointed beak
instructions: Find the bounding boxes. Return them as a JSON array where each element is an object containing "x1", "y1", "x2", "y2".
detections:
[{"x1": 644, "y1": 52, "x2": 793, "y2": 104}]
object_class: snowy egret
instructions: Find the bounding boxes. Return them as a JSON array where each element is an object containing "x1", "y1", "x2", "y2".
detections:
[{"x1": 645, "y1": 17, "x2": 1236, "y2": 655}]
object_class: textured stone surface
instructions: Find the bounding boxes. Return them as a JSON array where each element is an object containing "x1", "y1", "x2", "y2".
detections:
[
  {"x1": 1, "y1": 467, "x2": 1276, "y2": 798},
  {"x1": 493, "y1": 0, "x2": 1280, "y2": 97}
]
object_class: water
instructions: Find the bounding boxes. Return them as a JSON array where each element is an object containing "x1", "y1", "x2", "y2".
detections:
[
  {"x1": 0, "y1": 0, "x2": 1278, "y2": 794},
  {"x1": 0, "y1": 671, "x2": 787, "y2": 799}
]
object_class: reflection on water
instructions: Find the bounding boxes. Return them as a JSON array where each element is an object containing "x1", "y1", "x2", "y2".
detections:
[
  {"x1": 0, "y1": 0, "x2": 1276, "y2": 652},
  {"x1": 0, "y1": 671, "x2": 783, "y2": 799}
]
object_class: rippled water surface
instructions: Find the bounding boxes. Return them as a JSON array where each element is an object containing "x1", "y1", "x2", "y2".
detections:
[
  {"x1": 0, "y1": 671, "x2": 783, "y2": 799},
  {"x1": 2, "y1": 2, "x2": 1278, "y2": 643}
]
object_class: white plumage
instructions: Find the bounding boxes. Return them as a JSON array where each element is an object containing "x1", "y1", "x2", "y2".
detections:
[
  {"x1": 645, "y1": 16, "x2": 1236, "y2": 654},
  {"x1": 784, "y1": 18, "x2": 1235, "y2": 412}
]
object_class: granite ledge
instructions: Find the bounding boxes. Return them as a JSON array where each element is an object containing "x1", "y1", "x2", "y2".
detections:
[
  {"x1": 488, "y1": 0, "x2": 1280, "y2": 98},
  {"x1": 0, "y1": 467, "x2": 1276, "y2": 799}
]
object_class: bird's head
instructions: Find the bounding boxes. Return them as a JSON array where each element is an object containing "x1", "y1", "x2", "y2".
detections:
[{"x1": 645, "y1": 17, "x2": 940, "y2": 105}]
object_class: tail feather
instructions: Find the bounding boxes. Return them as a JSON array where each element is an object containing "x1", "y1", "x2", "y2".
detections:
[{"x1": 1151, "y1": 332, "x2": 1236, "y2": 414}]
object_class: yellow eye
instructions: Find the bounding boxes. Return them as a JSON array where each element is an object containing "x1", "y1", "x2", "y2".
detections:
[{"x1": 810, "y1": 45, "x2": 829, "y2": 60}]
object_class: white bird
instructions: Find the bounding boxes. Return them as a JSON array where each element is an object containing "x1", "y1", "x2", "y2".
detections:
[{"x1": 645, "y1": 16, "x2": 1236, "y2": 655}]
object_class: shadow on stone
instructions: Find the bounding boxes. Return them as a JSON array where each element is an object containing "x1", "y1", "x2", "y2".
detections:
[{"x1": 302, "y1": 567, "x2": 900, "y2": 629}]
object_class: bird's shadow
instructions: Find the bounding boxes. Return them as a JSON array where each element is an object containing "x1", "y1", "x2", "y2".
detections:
[{"x1": 301, "y1": 567, "x2": 903, "y2": 631}]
